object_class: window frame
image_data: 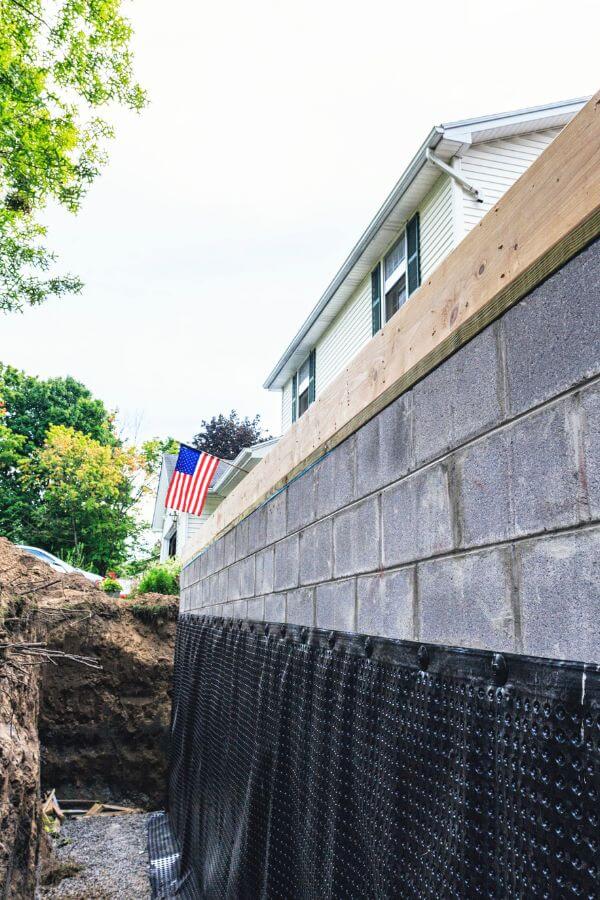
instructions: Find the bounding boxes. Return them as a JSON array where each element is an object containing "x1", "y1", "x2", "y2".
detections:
[
  {"x1": 291, "y1": 349, "x2": 316, "y2": 423},
  {"x1": 371, "y1": 212, "x2": 420, "y2": 335}
]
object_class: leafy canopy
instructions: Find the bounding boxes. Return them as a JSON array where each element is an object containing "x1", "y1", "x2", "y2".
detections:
[
  {"x1": 0, "y1": 0, "x2": 145, "y2": 311},
  {"x1": 193, "y1": 410, "x2": 271, "y2": 461}
]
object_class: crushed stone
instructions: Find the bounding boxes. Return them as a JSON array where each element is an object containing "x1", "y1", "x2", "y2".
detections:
[{"x1": 41, "y1": 813, "x2": 153, "y2": 899}]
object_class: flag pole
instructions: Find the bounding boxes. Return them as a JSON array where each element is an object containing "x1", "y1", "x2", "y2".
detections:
[{"x1": 179, "y1": 443, "x2": 252, "y2": 476}]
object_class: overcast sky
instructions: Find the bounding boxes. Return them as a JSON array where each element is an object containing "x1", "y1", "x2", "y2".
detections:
[{"x1": 2, "y1": 0, "x2": 598, "y2": 444}]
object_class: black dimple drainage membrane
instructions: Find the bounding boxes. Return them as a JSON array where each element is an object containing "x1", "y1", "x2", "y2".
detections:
[{"x1": 148, "y1": 614, "x2": 599, "y2": 899}]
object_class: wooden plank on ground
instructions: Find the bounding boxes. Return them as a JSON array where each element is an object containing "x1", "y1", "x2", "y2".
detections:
[{"x1": 184, "y1": 91, "x2": 600, "y2": 564}]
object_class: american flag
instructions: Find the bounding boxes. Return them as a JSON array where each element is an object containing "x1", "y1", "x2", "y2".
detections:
[{"x1": 164, "y1": 445, "x2": 219, "y2": 517}]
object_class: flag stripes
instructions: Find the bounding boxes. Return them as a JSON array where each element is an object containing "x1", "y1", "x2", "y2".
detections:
[{"x1": 165, "y1": 445, "x2": 219, "y2": 518}]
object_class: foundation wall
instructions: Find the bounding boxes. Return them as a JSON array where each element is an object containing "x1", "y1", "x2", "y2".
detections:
[{"x1": 181, "y1": 239, "x2": 600, "y2": 662}]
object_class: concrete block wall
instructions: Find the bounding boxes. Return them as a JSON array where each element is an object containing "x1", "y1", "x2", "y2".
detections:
[{"x1": 181, "y1": 239, "x2": 600, "y2": 662}]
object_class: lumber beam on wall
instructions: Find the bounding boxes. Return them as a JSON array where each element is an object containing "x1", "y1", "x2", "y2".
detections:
[{"x1": 184, "y1": 92, "x2": 600, "y2": 564}]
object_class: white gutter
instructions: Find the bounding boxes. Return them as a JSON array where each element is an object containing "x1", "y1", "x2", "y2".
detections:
[{"x1": 425, "y1": 149, "x2": 484, "y2": 203}]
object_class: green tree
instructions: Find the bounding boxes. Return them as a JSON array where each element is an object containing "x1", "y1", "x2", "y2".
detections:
[
  {"x1": 193, "y1": 411, "x2": 271, "y2": 461},
  {"x1": 0, "y1": 363, "x2": 119, "y2": 547},
  {"x1": 21, "y1": 424, "x2": 138, "y2": 571},
  {"x1": 0, "y1": 0, "x2": 146, "y2": 311}
]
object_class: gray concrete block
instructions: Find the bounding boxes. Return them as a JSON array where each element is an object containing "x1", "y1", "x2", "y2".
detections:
[
  {"x1": 213, "y1": 537, "x2": 224, "y2": 573},
  {"x1": 418, "y1": 548, "x2": 515, "y2": 652},
  {"x1": 233, "y1": 599, "x2": 247, "y2": 619},
  {"x1": 456, "y1": 430, "x2": 512, "y2": 548},
  {"x1": 333, "y1": 496, "x2": 380, "y2": 577},
  {"x1": 246, "y1": 597, "x2": 264, "y2": 621},
  {"x1": 299, "y1": 518, "x2": 333, "y2": 585},
  {"x1": 580, "y1": 382, "x2": 600, "y2": 519},
  {"x1": 222, "y1": 600, "x2": 235, "y2": 620},
  {"x1": 315, "y1": 437, "x2": 355, "y2": 518},
  {"x1": 504, "y1": 239, "x2": 600, "y2": 416},
  {"x1": 264, "y1": 592, "x2": 286, "y2": 623},
  {"x1": 266, "y1": 490, "x2": 287, "y2": 544},
  {"x1": 273, "y1": 534, "x2": 299, "y2": 591},
  {"x1": 247, "y1": 506, "x2": 267, "y2": 556},
  {"x1": 239, "y1": 555, "x2": 255, "y2": 599},
  {"x1": 382, "y1": 464, "x2": 454, "y2": 567},
  {"x1": 357, "y1": 568, "x2": 415, "y2": 639},
  {"x1": 412, "y1": 324, "x2": 504, "y2": 466},
  {"x1": 315, "y1": 579, "x2": 356, "y2": 631},
  {"x1": 218, "y1": 568, "x2": 228, "y2": 606},
  {"x1": 255, "y1": 546, "x2": 274, "y2": 595},
  {"x1": 227, "y1": 561, "x2": 241, "y2": 601},
  {"x1": 199, "y1": 549, "x2": 209, "y2": 581},
  {"x1": 286, "y1": 587, "x2": 315, "y2": 626},
  {"x1": 509, "y1": 401, "x2": 580, "y2": 536},
  {"x1": 517, "y1": 528, "x2": 600, "y2": 662},
  {"x1": 286, "y1": 469, "x2": 316, "y2": 533},
  {"x1": 235, "y1": 517, "x2": 249, "y2": 561},
  {"x1": 356, "y1": 393, "x2": 413, "y2": 498},
  {"x1": 223, "y1": 528, "x2": 236, "y2": 568}
]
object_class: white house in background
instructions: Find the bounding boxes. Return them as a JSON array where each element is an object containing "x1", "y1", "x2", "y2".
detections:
[
  {"x1": 263, "y1": 97, "x2": 588, "y2": 431},
  {"x1": 152, "y1": 438, "x2": 279, "y2": 560}
]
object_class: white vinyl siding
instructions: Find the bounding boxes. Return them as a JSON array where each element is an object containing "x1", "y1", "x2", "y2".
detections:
[
  {"x1": 418, "y1": 175, "x2": 455, "y2": 280},
  {"x1": 281, "y1": 378, "x2": 293, "y2": 432},
  {"x1": 461, "y1": 128, "x2": 561, "y2": 233},
  {"x1": 315, "y1": 276, "x2": 372, "y2": 395},
  {"x1": 180, "y1": 496, "x2": 222, "y2": 556}
]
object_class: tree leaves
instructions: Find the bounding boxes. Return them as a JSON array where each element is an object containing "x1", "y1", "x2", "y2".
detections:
[
  {"x1": 0, "y1": 0, "x2": 146, "y2": 310},
  {"x1": 193, "y1": 411, "x2": 272, "y2": 461}
]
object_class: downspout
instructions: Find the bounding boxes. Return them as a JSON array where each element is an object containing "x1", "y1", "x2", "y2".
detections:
[{"x1": 425, "y1": 148, "x2": 484, "y2": 202}]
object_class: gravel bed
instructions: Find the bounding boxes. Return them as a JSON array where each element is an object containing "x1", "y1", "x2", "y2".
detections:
[{"x1": 41, "y1": 813, "x2": 153, "y2": 899}]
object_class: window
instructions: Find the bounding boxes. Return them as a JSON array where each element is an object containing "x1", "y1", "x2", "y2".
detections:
[
  {"x1": 168, "y1": 531, "x2": 177, "y2": 557},
  {"x1": 371, "y1": 213, "x2": 420, "y2": 334},
  {"x1": 291, "y1": 349, "x2": 316, "y2": 422}
]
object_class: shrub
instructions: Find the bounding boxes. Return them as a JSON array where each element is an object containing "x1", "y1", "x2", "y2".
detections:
[
  {"x1": 137, "y1": 559, "x2": 180, "y2": 596},
  {"x1": 100, "y1": 577, "x2": 122, "y2": 594}
]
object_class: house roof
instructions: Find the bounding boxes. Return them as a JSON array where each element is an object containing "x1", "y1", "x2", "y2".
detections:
[{"x1": 263, "y1": 96, "x2": 588, "y2": 391}]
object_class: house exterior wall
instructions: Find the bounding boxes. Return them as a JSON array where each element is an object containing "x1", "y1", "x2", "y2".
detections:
[
  {"x1": 460, "y1": 127, "x2": 562, "y2": 233},
  {"x1": 277, "y1": 127, "x2": 566, "y2": 435},
  {"x1": 182, "y1": 238, "x2": 600, "y2": 663}
]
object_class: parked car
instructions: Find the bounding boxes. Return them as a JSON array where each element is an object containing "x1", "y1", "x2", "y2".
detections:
[{"x1": 16, "y1": 545, "x2": 103, "y2": 584}]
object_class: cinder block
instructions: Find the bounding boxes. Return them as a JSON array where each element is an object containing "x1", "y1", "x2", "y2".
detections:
[
  {"x1": 418, "y1": 548, "x2": 515, "y2": 652},
  {"x1": 299, "y1": 518, "x2": 333, "y2": 585},
  {"x1": 239, "y1": 555, "x2": 255, "y2": 599},
  {"x1": 227, "y1": 561, "x2": 241, "y2": 601},
  {"x1": 213, "y1": 537, "x2": 224, "y2": 573},
  {"x1": 235, "y1": 517, "x2": 249, "y2": 561},
  {"x1": 286, "y1": 587, "x2": 315, "y2": 626},
  {"x1": 412, "y1": 324, "x2": 504, "y2": 466},
  {"x1": 246, "y1": 597, "x2": 264, "y2": 621},
  {"x1": 265, "y1": 490, "x2": 287, "y2": 544},
  {"x1": 509, "y1": 400, "x2": 580, "y2": 536},
  {"x1": 223, "y1": 529, "x2": 236, "y2": 568},
  {"x1": 286, "y1": 469, "x2": 316, "y2": 533},
  {"x1": 217, "y1": 569, "x2": 228, "y2": 605},
  {"x1": 517, "y1": 528, "x2": 600, "y2": 662},
  {"x1": 222, "y1": 600, "x2": 235, "y2": 620},
  {"x1": 355, "y1": 393, "x2": 413, "y2": 499},
  {"x1": 580, "y1": 382, "x2": 600, "y2": 519},
  {"x1": 255, "y1": 547, "x2": 274, "y2": 595},
  {"x1": 333, "y1": 496, "x2": 380, "y2": 577},
  {"x1": 456, "y1": 430, "x2": 512, "y2": 548},
  {"x1": 199, "y1": 549, "x2": 209, "y2": 580},
  {"x1": 207, "y1": 572, "x2": 220, "y2": 605},
  {"x1": 315, "y1": 437, "x2": 355, "y2": 519},
  {"x1": 382, "y1": 464, "x2": 454, "y2": 567},
  {"x1": 264, "y1": 592, "x2": 286, "y2": 623},
  {"x1": 356, "y1": 569, "x2": 415, "y2": 639},
  {"x1": 315, "y1": 579, "x2": 356, "y2": 631},
  {"x1": 233, "y1": 599, "x2": 247, "y2": 619},
  {"x1": 503, "y1": 239, "x2": 600, "y2": 416},
  {"x1": 247, "y1": 506, "x2": 267, "y2": 555},
  {"x1": 273, "y1": 534, "x2": 299, "y2": 591}
]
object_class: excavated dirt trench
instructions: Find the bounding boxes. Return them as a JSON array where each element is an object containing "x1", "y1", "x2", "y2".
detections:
[{"x1": 0, "y1": 539, "x2": 177, "y2": 897}]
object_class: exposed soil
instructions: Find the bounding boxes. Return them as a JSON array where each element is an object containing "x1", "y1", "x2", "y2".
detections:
[
  {"x1": 40, "y1": 814, "x2": 152, "y2": 899},
  {"x1": 0, "y1": 537, "x2": 177, "y2": 897}
]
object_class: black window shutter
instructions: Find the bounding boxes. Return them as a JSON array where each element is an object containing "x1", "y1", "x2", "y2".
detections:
[
  {"x1": 371, "y1": 264, "x2": 381, "y2": 335},
  {"x1": 308, "y1": 349, "x2": 316, "y2": 404},
  {"x1": 406, "y1": 213, "x2": 421, "y2": 296},
  {"x1": 291, "y1": 373, "x2": 297, "y2": 423}
]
